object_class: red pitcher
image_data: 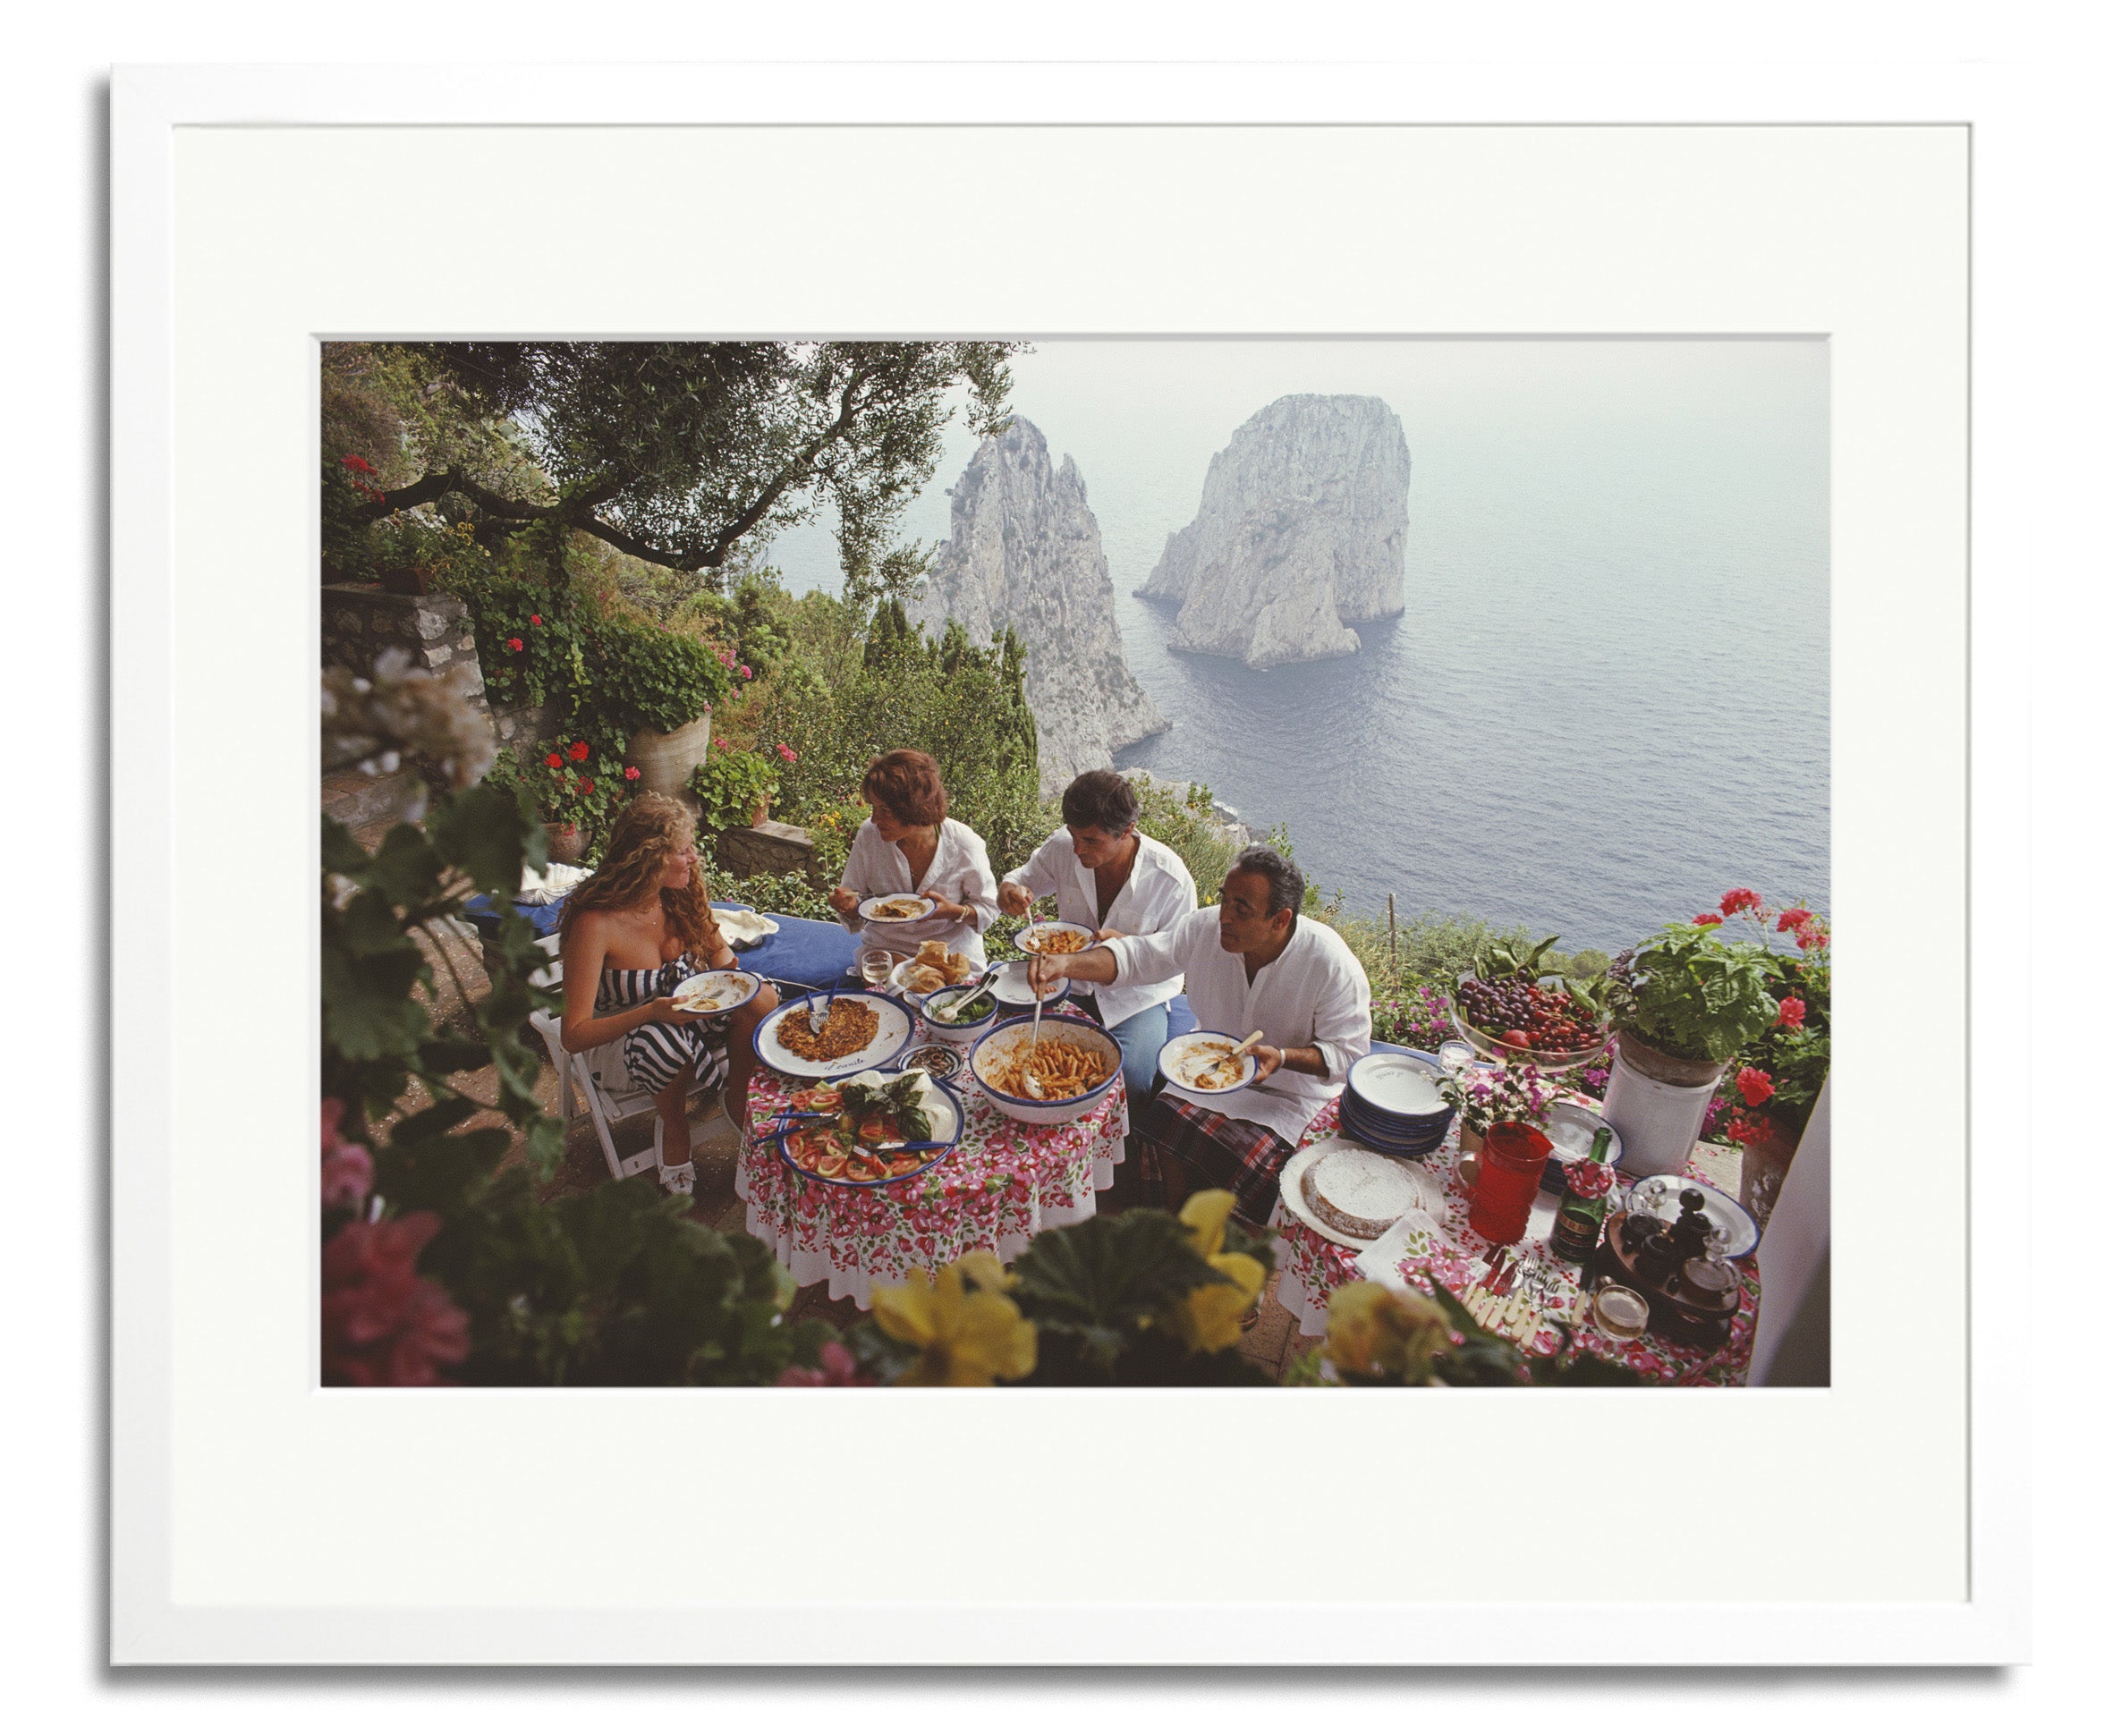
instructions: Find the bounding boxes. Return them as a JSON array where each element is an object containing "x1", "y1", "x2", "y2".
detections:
[{"x1": 1469, "y1": 1121, "x2": 1555, "y2": 1245}]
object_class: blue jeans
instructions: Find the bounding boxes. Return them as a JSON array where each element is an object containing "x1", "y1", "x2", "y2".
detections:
[{"x1": 1102, "y1": 1001, "x2": 1171, "y2": 1103}]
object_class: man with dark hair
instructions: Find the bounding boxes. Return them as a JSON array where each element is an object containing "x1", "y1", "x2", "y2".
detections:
[
  {"x1": 1027, "y1": 844, "x2": 1371, "y2": 1224},
  {"x1": 998, "y1": 769, "x2": 1196, "y2": 1097}
]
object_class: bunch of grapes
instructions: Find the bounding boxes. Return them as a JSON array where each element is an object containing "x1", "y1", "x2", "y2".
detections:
[{"x1": 1457, "y1": 974, "x2": 1605, "y2": 1053}]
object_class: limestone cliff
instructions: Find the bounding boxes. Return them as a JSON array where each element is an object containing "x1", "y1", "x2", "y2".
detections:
[
  {"x1": 1137, "y1": 394, "x2": 1411, "y2": 669},
  {"x1": 909, "y1": 418, "x2": 1170, "y2": 796}
]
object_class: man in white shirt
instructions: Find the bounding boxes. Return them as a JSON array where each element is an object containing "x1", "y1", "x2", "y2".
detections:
[
  {"x1": 1027, "y1": 845, "x2": 1371, "y2": 1224},
  {"x1": 997, "y1": 769, "x2": 1197, "y2": 1098}
]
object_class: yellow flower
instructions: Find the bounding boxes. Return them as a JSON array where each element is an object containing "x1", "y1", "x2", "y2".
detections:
[
  {"x1": 1161, "y1": 1190, "x2": 1267, "y2": 1354},
  {"x1": 871, "y1": 1257, "x2": 1037, "y2": 1386},
  {"x1": 1324, "y1": 1281, "x2": 1451, "y2": 1384}
]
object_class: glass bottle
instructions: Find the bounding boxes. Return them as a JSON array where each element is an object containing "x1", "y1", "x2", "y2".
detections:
[{"x1": 1549, "y1": 1129, "x2": 1616, "y2": 1263}]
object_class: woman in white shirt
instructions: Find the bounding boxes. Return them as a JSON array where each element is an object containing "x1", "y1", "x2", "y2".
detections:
[
  {"x1": 997, "y1": 769, "x2": 1197, "y2": 1097},
  {"x1": 828, "y1": 749, "x2": 1000, "y2": 969}
]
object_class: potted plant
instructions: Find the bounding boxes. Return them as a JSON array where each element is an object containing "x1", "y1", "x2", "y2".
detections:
[
  {"x1": 687, "y1": 744, "x2": 783, "y2": 837},
  {"x1": 1442, "y1": 1056, "x2": 1556, "y2": 1158},
  {"x1": 488, "y1": 739, "x2": 625, "y2": 864},
  {"x1": 1710, "y1": 894, "x2": 1831, "y2": 1224},
  {"x1": 602, "y1": 621, "x2": 738, "y2": 798},
  {"x1": 1600, "y1": 892, "x2": 1786, "y2": 1174}
]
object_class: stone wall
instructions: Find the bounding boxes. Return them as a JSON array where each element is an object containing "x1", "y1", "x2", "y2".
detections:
[
  {"x1": 712, "y1": 820, "x2": 819, "y2": 884},
  {"x1": 320, "y1": 584, "x2": 559, "y2": 751}
]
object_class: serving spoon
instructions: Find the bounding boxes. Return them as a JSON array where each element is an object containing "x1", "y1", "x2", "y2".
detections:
[{"x1": 1022, "y1": 980, "x2": 1048, "y2": 1098}]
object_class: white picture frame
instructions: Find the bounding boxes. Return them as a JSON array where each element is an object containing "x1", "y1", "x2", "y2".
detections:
[{"x1": 111, "y1": 63, "x2": 2017, "y2": 1665}]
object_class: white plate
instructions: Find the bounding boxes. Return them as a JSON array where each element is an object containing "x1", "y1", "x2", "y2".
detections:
[
  {"x1": 1158, "y1": 1029, "x2": 1260, "y2": 1095},
  {"x1": 1016, "y1": 919, "x2": 1096, "y2": 956},
  {"x1": 1543, "y1": 1098, "x2": 1623, "y2": 1169},
  {"x1": 1621, "y1": 1173, "x2": 1760, "y2": 1258},
  {"x1": 1346, "y1": 1051, "x2": 1450, "y2": 1117},
  {"x1": 989, "y1": 959, "x2": 1068, "y2": 1009},
  {"x1": 1277, "y1": 1139, "x2": 1447, "y2": 1250},
  {"x1": 858, "y1": 893, "x2": 938, "y2": 924},
  {"x1": 752, "y1": 991, "x2": 916, "y2": 1080},
  {"x1": 671, "y1": 970, "x2": 760, "y2": 1016}
]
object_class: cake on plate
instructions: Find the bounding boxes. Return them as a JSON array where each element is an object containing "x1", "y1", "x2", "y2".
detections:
[{"x1": 1301, "y1": 1148, "x2": 1424, "y2": 1241}]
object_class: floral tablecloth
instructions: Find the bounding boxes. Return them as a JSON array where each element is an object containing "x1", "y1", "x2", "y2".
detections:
[
  {"x1": 1269, "y1": 1099, "x2": 1761, "y2": 1386},
  {"x1": 738, "y1": 1067, "x2": 1129, "y2": 1309}
]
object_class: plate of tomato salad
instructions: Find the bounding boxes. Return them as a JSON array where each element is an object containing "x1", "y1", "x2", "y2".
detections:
[{"x1": 772, "y1": 1071, "x2": 965, "y2": 1188}]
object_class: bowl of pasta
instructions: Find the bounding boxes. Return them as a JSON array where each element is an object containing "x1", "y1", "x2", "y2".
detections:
[
  {"x1": 968, "y1": 1012, "x2": 1124, "y2": 1126},
  {"x1": 1016, "y1": 919, "x2": 1096, "y2": 957}
]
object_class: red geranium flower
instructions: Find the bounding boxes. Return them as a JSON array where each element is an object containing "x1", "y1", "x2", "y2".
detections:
[
  {"x1": 581, "y1": 778, "x2": 594, "y2": 795},
  {"x1": 529, "y1": 614, "x2": 542, "y2": 626},
  {"x1": 1720, "y1": 887, "x2": 1761, "y2": 916},
  {"x1": 1694, "y1": 912, "x2": 1723, "y2": 927},
  {"x1": 569, "y1": 741, "x2": 590, "y2": 762},
  {"x1": 506, "y1": 637, "x2": 523, "y2": 653},
  {"x1": 1735, "y1": 1066, "x2": 1775, "y2": 1107},
  {"x1": 1795, "y1": 926, "x2": 1826, "y2": 952},
  {"x1": 624, "y1": 766, "x2": 641, "y2": 781},
  {"x1": 1777, "y1": 996, "x2": 1807, "y2": 1029},
  {"x1": 1777, "y1": 908, "x2": 1812, "y2": 932},
  {"x1": 1727, "y1": 1114, "x2": 1774, "y2": 1147},
  {"x1": 545, "y1": 752, "x2": 564, "y2": 768}
]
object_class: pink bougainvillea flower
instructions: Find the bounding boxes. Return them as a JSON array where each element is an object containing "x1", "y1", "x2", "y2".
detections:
[
  {"x1": 718, "y1": 652, "x2": 735, "y2": 668},
  {"x1": 1776, "y1": 996, "x2": 1807, "y2": 1029},
  {"x1": 774, "y1": 1342, "x2": 873, "y2": 1387},
  {"x1": 1694, "y1": 912, "x2": 1723, "y2": 927},
  {"x1": 545, "y1": 751, "x2": 564, "y2": 768},
  {"x1": 739, "y1": 665, "x2": 752, "y2": 679},
  {"x1": 1735, "y1": 1066, "x2": 1776, "y2": 1107},
  {"x1": 1719, "y1": 887, "x2": 1761, "y2": 916},
  {"x1": 569, "y1": 741, "x2": 590, "y2": 762},
  {"x1": 777, "y1": 742, "x2": 797, "y2": 762},
  {"x1": 319, "y1": 1212, "x2": 470, "y2": 1386},
  {"x1": 1776, "y1": 908, "x2": 1813, "y2": 932},
  {"x1": 529, "y1": 614, "x2": 542, "y2": 626},
  {"x1": 624, "y1": 765, "x2": 641, "y2": 781},
  {"x1": 506, "y1": 637, "x2": 523, "y2": 653}
]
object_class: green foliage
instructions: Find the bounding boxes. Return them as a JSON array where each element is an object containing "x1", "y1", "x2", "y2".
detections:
[
  {"x1": 709, "y1": 868, "x2": 841, "y2": 924},
  {"x1": 1608, "y1": 921, "x2": 1781, "y2": 1063},
  {"x1": 1131, "y1": 775, "x2": 1239, "y2": 902},
  {"x1": 483, "y1": 740, "x2": 631, "y2": 841},
  {"x1": 689, "y1": 746, "x2": 782, "y2": 835},
  {"x1": 752, "y1": 604, "x2": 1045, "y2": 870},
  {"x1": 1000, "y1": 1209, "x2": 1277, "y2": 1386},
  {"x1": 590, "y1": 615, "x2": 730, "y2": 737}
]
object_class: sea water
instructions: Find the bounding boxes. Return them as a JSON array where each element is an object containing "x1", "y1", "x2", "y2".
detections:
[{"x1": 762, "y1": 339, "x2": 1829, "y2": 954}]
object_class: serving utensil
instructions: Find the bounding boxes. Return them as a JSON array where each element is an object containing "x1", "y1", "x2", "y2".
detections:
[
  {"x1": 924, "y1": 968, "x2": 997, "y2": 1023},
  {"x1": 1022, "y1": 984, "x2": 1048, "y2": 1098}
]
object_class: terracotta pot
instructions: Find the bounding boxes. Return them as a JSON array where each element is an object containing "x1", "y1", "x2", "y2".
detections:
[
  {"x1": 625, "y1": 711, "x2": 713, "y2": 800},
  {"x1": 1738, "y1": 1114, "x2": 1802, "y2": 1231},
  {"x1": 1613, "y1": 1029, "x2": 1727, "y2": 1090},
  {"x1": 547, "y1": 820, "x2": 588, "y2": 865},
  {"x1": 749, "y1": 792, "x2": 772, "y2": 827}
]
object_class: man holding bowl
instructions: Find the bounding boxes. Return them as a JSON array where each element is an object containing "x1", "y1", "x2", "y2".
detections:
[
  {"x1": 998, "y1": 768, "x2": 1197, "y2": 1099},
  {"x1": 1025, "y1": 844, "x2": 1371, "y2": 1225}
]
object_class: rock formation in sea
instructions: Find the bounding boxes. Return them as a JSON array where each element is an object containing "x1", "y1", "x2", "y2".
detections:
[
  {"x1": 909, "y1": 417, "x2": 1170, "y2": 796},
  {"x1": 1136, "y1": 394, "x2": 1411, "y2": 669}
]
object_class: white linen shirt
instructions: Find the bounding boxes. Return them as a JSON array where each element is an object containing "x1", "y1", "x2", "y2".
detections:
[
  {"x1": 836, "y1": 817, "x2": 1001, "y2": 966},
  {"x1": 1002, "y1": 827, "x2": 1198, "y2": 1029},
  {"x1": 1108, "y1": 906, "x2": 1373, "y2": 1146}
]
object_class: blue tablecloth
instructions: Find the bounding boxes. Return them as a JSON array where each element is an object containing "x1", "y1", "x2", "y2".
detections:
[{"x1": 461, "y1": 895, "x2": 858, "y2": 993}]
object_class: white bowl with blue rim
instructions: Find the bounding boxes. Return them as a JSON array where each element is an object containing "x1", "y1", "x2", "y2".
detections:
[
  {"x1": 918, "y1": 978, "x2": 1004, "y2": 1050},
  {"x1": 968, "y1": 1012, "x2": 1123, "y2": 1126},
  {"x1": 1157, "y1": 1029, "x2": 1261, "y2": 1096}
]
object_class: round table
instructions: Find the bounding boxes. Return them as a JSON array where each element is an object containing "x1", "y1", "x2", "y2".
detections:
[
  {"x1": 1270, "y1": 1099, "x2": 1762, "y2": 1385},
  {"x1": 738, "y1": 1066, "x2": 1130, "y2": 1309}
]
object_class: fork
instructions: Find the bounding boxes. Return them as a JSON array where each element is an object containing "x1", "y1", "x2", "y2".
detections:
[{"x1": 806, "y1": 985, "x2": 836, "y2": 1037}]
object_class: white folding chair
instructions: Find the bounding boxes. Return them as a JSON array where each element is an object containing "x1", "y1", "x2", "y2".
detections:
[{"x1": 525, "y1": 938, "x2": 735, "y2": 1182}]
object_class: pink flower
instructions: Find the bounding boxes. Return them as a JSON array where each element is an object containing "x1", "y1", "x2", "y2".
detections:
[
  {"x1": 320, "y1": 1213, "x2": 471, "y2": 1386},
  {"x1": 1735, "y1": 1066, "x2": 1775, "y2": 1108},
  {"x1": 1777, "y1": 996, "x2": 1807, "y2": 1029},
  {"x1": 529, "y1": 614, "x2": 543, "y2": 626},
  {"x1": 1777, "y1": 908, "x2": 1813, "y2": 932},
  {"x1": 624, "y1": 766, "x2": 641, "y2": 781},
  {"x1": 774, "y1": 1342, "x2": 873, "y2": 1386},
  {"x1": 719, "y1": 652, "x2": 735, "y2": 668},
  {"x1": 319, "y1": 1099, "x2": 373, "y2": 1213},
  {"x1": 506, "y1": 637, "x2": 523, "y2": 653},
  {"x1": 776, "y1": 742, "x2": 797, "y2": 762},
  {"x1": 739, "y1": 665, "x2": 751, "y2": 679},
  {"x1": 1694, "y1": 912, "x2": 1723, "y2": 927},
  {"x1": 1795, "y1": 926, "x2": 1826, "y2": 952},
  {"x1": 714, "y1": 738, "x2": 727, "y2": 749},
  {"x1": 1720, "y1": 887, "x2": 1761, "y2": 916}
]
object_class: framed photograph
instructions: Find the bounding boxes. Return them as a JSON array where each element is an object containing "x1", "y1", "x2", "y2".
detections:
[{"x1": 112, "y1": 63, "x2": 2015, "y2": 1664}]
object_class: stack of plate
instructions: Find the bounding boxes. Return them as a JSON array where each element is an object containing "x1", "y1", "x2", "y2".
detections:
[{"x1": 1338, "y1": 1050, "x2": 1456, "y2": 1156}]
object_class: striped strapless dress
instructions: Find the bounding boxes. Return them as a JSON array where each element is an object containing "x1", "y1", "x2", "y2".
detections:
[{"x1": 595, "y1": 960, "x2": 733, "y2": 1098}]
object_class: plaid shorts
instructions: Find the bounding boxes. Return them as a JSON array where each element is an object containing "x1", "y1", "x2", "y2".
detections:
[{"x1": 1139, "y1": 1093, "x2": 1294, "y2": 1226}]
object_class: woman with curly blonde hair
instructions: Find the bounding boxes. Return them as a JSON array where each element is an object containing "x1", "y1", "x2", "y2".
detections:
[{"x1": 558, "y1": 792, "x2": 777, "y2": 1194}]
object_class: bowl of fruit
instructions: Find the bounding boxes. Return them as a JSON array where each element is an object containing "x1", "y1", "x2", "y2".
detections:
[{"x1": 1450, "y1": 936, "x2": 1612, "y2": 1072}]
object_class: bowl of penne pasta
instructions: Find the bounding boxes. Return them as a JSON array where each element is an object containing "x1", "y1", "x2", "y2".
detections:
[{"x1": 967, "y1": 1013, "x2": 1124, "y2": 1126}]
